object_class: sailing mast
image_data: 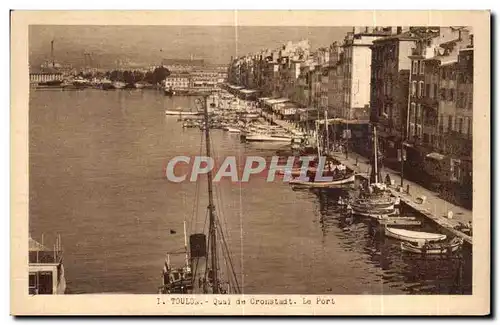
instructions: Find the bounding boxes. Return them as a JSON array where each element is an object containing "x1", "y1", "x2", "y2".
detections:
[
  {"x1": 183, "y1": 221, "x2": 189, "y2": 268},
  {"x1": 203, "y1": 93, "x2": 219, "y2": 294},
  {"x1": 373, "y1": 125, "x2": 378, "y2": 184},
  {"x1": 324, "y1": 109, "x2": 329, "y2": 156}
]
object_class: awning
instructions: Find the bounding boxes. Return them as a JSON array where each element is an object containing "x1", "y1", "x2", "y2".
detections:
[
  {"x1": 258, "y1": 97, "x2": 270, "y2": 101},
  {"x1": 440, "y1": 59, "x2": 458, "y2": 66},
  {"x1": 227, "y1": 84, "x2": 243, "y2": 90},
  {"x1": 239, "y1": 89, "x2": 258, "y2": 94},
  {"x1": 316, "y1": 118, "x2": 369, "y2": 125},
  {"x1": 426, "y1": 152, "x2": 446, "y2": 161},
  {"x1": 265, "y1": 98, "x2": 289, "y2": 105}
]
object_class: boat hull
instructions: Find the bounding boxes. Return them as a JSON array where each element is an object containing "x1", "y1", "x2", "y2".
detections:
[
  {"x1": 377, "y1": 218, "x2": 421, "y2": 226},
  {"x1": 289, "y1": 174, "x2": 355, "y2": 188},
  {"x1": 165, "y1": 110, "x2": 200, "y2": 116},
  {"x1": 385, "y1": 226, "x2": 447, "y2": 243},
  {"x1": 246, "y1": 134, "x2": 292, "y2": 142},
  {"x1": 401, "y1": 238, "x2": 463, "y2": 254}
]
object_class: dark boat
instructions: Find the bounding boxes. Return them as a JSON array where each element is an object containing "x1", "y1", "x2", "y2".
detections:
[
  {"x1": 101, "y1": 82, "x2": 116, "y2": 90},
  {"x1": 38, "y1": 80, "x2": 63, "y2": 87},
  {"x1": 163, "y1": 86, "x2": 175, "y2": 96},
  {"x1": 401, "y1": 237, "x2": 463, "y2": 255}
]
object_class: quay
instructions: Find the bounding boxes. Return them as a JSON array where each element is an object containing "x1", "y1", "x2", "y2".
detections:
[
  {"x1": 261, "y1": 104, "x2": 473, "y2": 246},
  {"x1": 329, "y1": 150, "x2": 473, "y2": 246}
]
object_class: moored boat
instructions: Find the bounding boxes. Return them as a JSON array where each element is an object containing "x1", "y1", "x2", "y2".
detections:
[
  {"x1": 400, "y1": 237, "x2": 463, "y2": 255},
  {"x1": 350, "y1": 126, "x2": 399, "y2": 218},
  {"x1": 385, "y1": 226, "x2": 447, "y2": 243},
  {"x1": 246, "y1": 133, "x2": 292, "y2": 143},
  {"x1": 112, "y1": 81, "x2": 127, "y2": 89},
  {"x1": 289, "y1": 173, "x2": 355, "y2": 189},
  {"x1": 223, "y1": 126, "x2": 241, "y2": 133},
  {"x1": 377, "y1": 218, "x2": 422, "y2": 226},
  {"x1": 165, "y1": 110, "x2": 201, "y2": 116}
]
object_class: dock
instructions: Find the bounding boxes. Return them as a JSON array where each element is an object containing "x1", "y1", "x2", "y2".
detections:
[{"x1": 329, "y1": 151, "x2": 473, "y2": 246}]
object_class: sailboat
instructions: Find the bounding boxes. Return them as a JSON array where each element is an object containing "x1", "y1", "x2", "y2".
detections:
[
  {"x1": 348, "y1": 125, "x2": 399, "y2": 218},
  {"x1": 288, "y1": 110, "x2": 355, "y2": 189},
  {"x1": 159, "y1": 93, "x2": 241, "y2": 295}
]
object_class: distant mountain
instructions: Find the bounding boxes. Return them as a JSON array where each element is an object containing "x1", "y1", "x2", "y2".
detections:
[{"x1": 29, "y1": 25, "x2": 352, "y2": 69}]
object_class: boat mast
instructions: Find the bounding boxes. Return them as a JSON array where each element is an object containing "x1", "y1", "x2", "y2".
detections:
[
  {"x1": 324, "y1": 109, "x2": 329, "y2": 156},
  {"x1": 203, "y1": 93, "x2": 219, "y2": 293},
  {"x1": 183, "y1": 221, "x2": 189, "y2": 268},
  {"x1": 373, "y1": 125, "x2": 378, "y2": 184},
  {"x1": 315, "y1": 120, "x2": 321, "y2": 158}
]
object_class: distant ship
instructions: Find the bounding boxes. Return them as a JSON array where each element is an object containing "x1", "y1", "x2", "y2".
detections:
[{"x1": 112, "y1": 81, "x2": 127, "y2": 89}]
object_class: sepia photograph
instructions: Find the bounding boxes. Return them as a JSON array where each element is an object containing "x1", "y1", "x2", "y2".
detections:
[{"x1": 10, "y1": 10, "x2": 490, "y2": 316}]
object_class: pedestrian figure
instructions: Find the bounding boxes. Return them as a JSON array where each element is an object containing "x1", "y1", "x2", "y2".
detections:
[{"x1": 385, "y1": 173, "x2": 392, "y2": 187}]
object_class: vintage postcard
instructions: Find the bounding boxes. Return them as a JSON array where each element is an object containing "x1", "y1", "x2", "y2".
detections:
[{"x1": 11, "y1": 10, "x2": 490, "y2": 315}]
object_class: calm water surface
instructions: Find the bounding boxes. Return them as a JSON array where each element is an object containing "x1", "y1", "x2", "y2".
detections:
[{"x1": 29, "y1": 89, "x2": 472, "y2": 294}]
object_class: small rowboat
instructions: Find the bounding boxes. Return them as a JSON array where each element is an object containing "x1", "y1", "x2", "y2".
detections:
[
  {"x1": 289, "y1": 174, "x2": 355, "y2": 189},
  {"x1": 401, "y1": 237, "x2": 463, "y2": 255},
  {"x1": 354, "y1": 209, "x2": 399, "y2": 219},
  {"x1": 377, "y1": 218, "x2": 422, "y2": 226},
  {"x1": 385, "y1": 227, "x2": 447, "y2": 243}
]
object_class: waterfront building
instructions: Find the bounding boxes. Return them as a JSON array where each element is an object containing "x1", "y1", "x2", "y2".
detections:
[
  {"x1": 369, "y1": 27, "x2": 421, "y2": 162},
  {"x1": 163, "y1": 73, "x2": 191, "y2": 91},
  {"x1": 29, "y1": 69, "x2": 64, "y2": 85},
  {"x1": 162, "y1": 61, "x2": 227, "y2": 93},
  {"x1": 407, "y1": 27, "x2": 473, "y2": 204}
]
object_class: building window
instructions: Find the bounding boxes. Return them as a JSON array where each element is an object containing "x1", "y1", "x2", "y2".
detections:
[
  {"x1": 410, "y1": 102, "x2": 416, "y2": 123},
  {"x1": 467, "y1": 118, "x2": 472, "y2": 138},
  {"x1": 425, "y1": 84, "x2": 430, "y2": 98},
  {"x1": 419, "y1": 61, "x2": 425, "y2": 74},
  {"x1": 433, "y1": 84, "x2": 438, "y2": 99},
  {"x1": 441, "y1": 68, "x2": 446, "y2": 80},
  {"x1": 418, "y1": 81, "x2": 424, "y2": 98},
  {"x1": 412, "y1": 60, "x2": 418, "y2": 74},
  {"x1": 448, "y1": 115, "x2": 453, "y2": 132},
  {"x1": 411, "y1": 81, "x2": 417, "y2": 96},
  {"x1": 417, "y1": 104, "x2": 422, "y2": 124}
]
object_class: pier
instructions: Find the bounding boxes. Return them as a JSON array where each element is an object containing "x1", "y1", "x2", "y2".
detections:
[{"x1": 329, "y1": 150, "x2": 473, "y2": 246}]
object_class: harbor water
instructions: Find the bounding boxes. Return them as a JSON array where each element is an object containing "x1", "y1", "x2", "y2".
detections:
[{"x1": 29, "y1": 89, "x2": 472, "y2": 294}]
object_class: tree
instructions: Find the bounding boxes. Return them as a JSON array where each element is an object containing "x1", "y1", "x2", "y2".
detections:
[{"x1": 151, "y1": 66, "x2": 170, "y2": 85}]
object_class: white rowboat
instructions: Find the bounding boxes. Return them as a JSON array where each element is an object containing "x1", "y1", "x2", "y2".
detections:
[
  {"x1": 289, "y1": 174, "x2": 355, "y2": 188},
  {"x1": 385, "y1": 227, "x2": 447, "y2": 243}
]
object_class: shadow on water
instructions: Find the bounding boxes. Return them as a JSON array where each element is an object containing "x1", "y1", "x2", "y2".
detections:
[{"x1": 306, "y1": 187, "x2": 473, "y2": 295}]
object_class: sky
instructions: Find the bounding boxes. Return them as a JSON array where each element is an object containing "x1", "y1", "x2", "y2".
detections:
[{"x1": 29, "y1": 25, "x2": 352, "y2": 69}]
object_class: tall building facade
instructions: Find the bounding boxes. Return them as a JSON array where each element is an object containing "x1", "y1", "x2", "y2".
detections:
[{"x1": 407, "y1": 27, "x2": 473, "y2": 206}]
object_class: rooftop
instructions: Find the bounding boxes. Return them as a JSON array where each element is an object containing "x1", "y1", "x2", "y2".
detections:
[{"x1": 162, "y1": 59, "x2": 205, "y2": 66}]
